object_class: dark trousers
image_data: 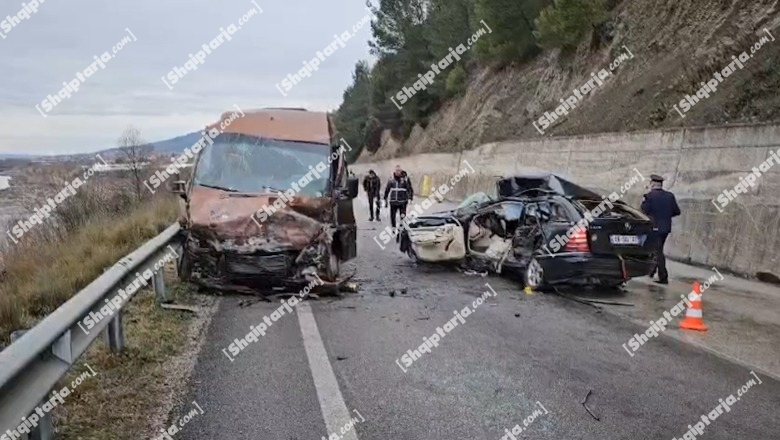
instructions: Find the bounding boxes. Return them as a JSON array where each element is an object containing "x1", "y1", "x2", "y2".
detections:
[
  {"x1": 368, "y1": 195, "x2": 380, "y2": 219},
  {"x1": 652, "y1": 232, "x2": 670, "y2": 282},
  {"x1": 390, "y1": 203, "x2": 407, "y2": 228}
]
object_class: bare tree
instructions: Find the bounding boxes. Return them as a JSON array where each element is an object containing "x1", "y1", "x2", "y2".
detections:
[{"x1": 117, "y1": 126, "x2": 152, "y2": 200}]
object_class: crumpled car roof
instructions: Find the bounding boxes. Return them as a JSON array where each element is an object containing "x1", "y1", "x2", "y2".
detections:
[{"x1": 497, "y1": 172, "x2": 608, "y2": 200}]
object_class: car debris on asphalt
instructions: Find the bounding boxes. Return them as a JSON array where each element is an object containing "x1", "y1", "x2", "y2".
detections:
[{"x1": 582, "y1": 389, "x2": 600, "y2": 421}]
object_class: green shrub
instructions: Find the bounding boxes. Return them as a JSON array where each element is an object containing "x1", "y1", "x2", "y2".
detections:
[
  {"x1": 446, "y1": 65, "x2": 468, "y2": 97},
  {"x1": 534, "y1": 0, "x2": 607, "y2": 50}
]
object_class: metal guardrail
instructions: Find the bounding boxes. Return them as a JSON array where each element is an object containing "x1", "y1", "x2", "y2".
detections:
[{"x1": 0, "y1": 224, "x2": 181, "y2": 438}]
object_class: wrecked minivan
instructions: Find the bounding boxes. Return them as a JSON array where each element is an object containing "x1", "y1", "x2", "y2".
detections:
[
  {"x1": 399, "y1": 173, "x2": 656, "y2": 289},
  {"x1": 173, "y1": 108, "x2": 359, "y2": 293}
]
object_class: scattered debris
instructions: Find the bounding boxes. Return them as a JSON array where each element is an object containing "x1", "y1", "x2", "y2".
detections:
[
  {"x1": 555, "y1": 287, "x2": 634, "y2": 306},
  {"x1": 343, "y1": 282, "x2": 360, "y2": 292},
  {"x1": 464, "y1": 270, "x2": 488, "y2": 277},
  {"x1": 574, "y1": 297, "x2": 633, "y2": 306},
  {"x1": 237, "y1": 297, "x2": 272, "y2": 307},
  {"x1": 388, "y1": 288, "x2": 408, "y2": 297},
  {"x1": 582, "y1": 389, "x2": 600, "y2": 421},
  {"x1": 524, "y1": 286, "x2": 534, "y2": 295},
  {"x1": 237, "y1": 299, "x2": 254, "y2": 308},
  {"x1": 160, "y1": 304, "x2": 200, "y2": 314},
  {"x1": 757, "y1": 271, "x2": 780, "y2": 285}
]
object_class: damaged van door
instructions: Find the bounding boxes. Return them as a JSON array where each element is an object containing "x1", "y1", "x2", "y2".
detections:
[{"x1": 332, "y1": 142, "x2": 358, "y2": 266}]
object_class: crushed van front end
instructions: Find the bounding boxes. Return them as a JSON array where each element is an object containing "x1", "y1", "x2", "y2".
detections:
[{"x1": 178, "y1": 186, "x2": 341, "y2": 294}]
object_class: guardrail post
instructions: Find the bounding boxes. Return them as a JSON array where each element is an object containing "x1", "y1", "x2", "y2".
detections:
[
  {"x1": 11, "y1": 331, "x2": 54, "y2": 440},
  {"x1": 104, "y1": 313, "x2": 124, "y2": 353},
  {"x1": 153, "y1": 270, "x2": 167, "y2": 304}
]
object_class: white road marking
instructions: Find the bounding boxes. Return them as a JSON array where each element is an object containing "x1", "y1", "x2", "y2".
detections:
[{"x1": 297, "y1": 301, "x2": 361, "y2": 440}]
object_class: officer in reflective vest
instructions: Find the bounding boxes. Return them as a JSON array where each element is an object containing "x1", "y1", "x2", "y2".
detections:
[{"x1": 383, "y1": 165, "x2": 414, "y2": 229}]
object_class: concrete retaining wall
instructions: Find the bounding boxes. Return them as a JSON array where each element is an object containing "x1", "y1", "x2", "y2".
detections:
[{"x1": 352, "y1": 123, "x2": 780, "y2": 277}]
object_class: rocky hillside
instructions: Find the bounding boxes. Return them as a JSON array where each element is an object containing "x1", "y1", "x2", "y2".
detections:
[{"x1": 360, "y1": 0, "x2": 780, "y2": 161}]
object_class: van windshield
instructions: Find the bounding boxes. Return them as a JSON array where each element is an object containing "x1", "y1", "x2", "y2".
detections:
[{"x1": 193, "y1": 133, "x2": 332, "y2": 196}]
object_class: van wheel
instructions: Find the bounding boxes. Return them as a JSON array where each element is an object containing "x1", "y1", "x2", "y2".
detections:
[
  {"x1": 524, "y1": 257, "x2": 545, "y2": 290},
  {"x1": 325, "y1": 252, "x2": 340, "y2": 281}
]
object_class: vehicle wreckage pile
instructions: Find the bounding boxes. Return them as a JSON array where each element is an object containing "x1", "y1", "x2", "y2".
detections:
[{"x1": 400, "y1": 173, "x2": 657, "y2": 290}]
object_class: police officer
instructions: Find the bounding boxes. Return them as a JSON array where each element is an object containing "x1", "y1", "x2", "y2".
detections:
[
  {"x1": 640, "y1": 174, "x2": 681, "y2": 285},
  {"x1": 362, "y1": 169, "x2": 381, "y2": 221},
  {"x1": 384, "y1": 165, "x2": 414, "y2": 230}
]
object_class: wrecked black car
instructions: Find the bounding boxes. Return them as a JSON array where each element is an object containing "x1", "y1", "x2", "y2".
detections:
[{"x1": 399, "y1": 173, "x2": 657, "y2": 289}]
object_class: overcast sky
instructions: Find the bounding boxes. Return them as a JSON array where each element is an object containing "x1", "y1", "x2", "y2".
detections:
[{"x1": 0, "y1": 0, "x2": 375, "y2": 155}]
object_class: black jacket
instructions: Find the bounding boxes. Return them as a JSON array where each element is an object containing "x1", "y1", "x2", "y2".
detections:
[
  {"x1": 362, "y1": 174, "x2": 381, "y2": 197},
  {"x1": 384, "y1": 174, "x2": 414, "y2": 205},
  {"x1": 640, "y1": 188, "x2": 681, "y2": 234}
]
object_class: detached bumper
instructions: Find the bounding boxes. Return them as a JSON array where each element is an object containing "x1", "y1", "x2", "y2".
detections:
[{"x1": 539, "y1": 253, "x2": 653, "y2": 284}]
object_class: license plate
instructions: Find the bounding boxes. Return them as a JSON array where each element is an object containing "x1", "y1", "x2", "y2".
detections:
[{"x1": 610, "y1": 235, "x2": 640, "y2": 245}]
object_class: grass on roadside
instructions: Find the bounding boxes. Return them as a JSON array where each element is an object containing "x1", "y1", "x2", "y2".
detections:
[
  {"x1": 0, "y1": 167, "x2": 210, "y2": 440},
  {"x1": 55, "y1": 280, "x2": 204, "y2": 440},
  {"x1": 0, "y1": 193, "x2": 178, "y2": 346}
]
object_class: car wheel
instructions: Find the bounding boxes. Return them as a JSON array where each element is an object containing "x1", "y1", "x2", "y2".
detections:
[
  {"x1": 407, "y1": 247, "x2": 419, "y2": 264},
  {"x1": 524, "y1": 257, "x2": 545, "y2": 290}
]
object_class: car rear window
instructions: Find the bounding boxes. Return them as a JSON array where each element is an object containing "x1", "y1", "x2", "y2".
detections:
[{"x1": 578, "y1": 199, "x2": 645, "y2": 220}]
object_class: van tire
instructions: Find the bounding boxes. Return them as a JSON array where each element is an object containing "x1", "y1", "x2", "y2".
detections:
[{"x1": 325, "y1": 251, "x2": 340, "y2": 281}]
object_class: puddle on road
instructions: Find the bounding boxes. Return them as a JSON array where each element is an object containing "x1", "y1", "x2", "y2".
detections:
[{"x1": 677, "y1": 276, "x2": 725, "y2": 291}]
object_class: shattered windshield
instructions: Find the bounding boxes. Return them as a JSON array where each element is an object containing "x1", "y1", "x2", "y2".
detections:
[
  {"x1": 458, "y1": 192, "x2": 493, "y2": 209},
  {"x1": 456, "y1": 192, "x2": 493, "y2": 215},
  {"x1": 193, "y1": 133, "x2": 331, "y2": 196}
]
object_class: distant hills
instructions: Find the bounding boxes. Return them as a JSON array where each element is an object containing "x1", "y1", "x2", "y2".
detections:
[
  {"x1": 1, "y1": 131, "x2": 203, "y2": 161},
  {"x1": 0, "y1": 153, "x2": 35, "y2": 160},
  {"x1": 96, "y1": 131, "x2": 203, "y2": 158},
  {"x1": 149, "y1": 132, "x2": 204, "y2": 155}
]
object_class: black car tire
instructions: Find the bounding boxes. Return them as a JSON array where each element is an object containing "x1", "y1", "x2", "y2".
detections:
[
  {"x1": 524, "y1": 257, "x2": 546, "y2": 290},
  {"x1": 407, "y1": 247, "x2": 419, "y2": 264}
]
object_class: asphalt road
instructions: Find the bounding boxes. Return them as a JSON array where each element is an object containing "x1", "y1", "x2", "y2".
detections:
[{"x1": 178, "y1": 198, "x2": 780, "y2": 440}]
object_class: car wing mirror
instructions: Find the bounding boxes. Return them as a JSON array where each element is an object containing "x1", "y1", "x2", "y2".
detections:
[{"x1": 171, "y1": 179, "x2": 188, "y2": 200}]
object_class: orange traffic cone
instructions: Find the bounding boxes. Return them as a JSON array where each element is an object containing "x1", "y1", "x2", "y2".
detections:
[{"x1": 680, "y1": 282, "x2": 708, "y2": 331}]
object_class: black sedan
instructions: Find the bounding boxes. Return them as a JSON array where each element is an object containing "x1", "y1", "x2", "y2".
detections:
[{"x1": 398, "y1": 173, "x2": 657, "y2": 289}]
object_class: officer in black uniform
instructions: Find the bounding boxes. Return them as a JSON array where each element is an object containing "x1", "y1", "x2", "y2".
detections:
[
  {"x1": 640, "y1": 174, "x2": 681, "y2": 285},
  {"x1": 362, "y1": 170, "x2": 382, "y2": 221},
  {"x1": 383, "y1": 165, "x2": 414, "y2": 230}
]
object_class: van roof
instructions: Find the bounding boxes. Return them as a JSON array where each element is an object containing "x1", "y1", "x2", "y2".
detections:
[{"x1": 207, "y1": 108, "x2": 332, "y2": 145}]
